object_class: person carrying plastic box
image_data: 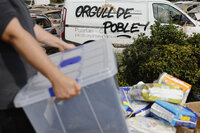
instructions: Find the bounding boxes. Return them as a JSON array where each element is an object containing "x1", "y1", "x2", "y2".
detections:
[{"x1": 0, "y1": 0, "x2": 81, "y2": 133}]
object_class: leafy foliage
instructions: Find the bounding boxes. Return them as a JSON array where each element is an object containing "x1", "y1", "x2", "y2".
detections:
[
  {"x1": 150, "y1": 21, "x2": 188, "y2": 46},
  {"x1": 118, "y1": 22, "x2": 200, "y2": 101}
]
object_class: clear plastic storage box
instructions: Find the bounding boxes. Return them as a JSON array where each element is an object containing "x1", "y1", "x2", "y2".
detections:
[{"x1": 14, "y1": 39, "x2": 128, "y2": 133}]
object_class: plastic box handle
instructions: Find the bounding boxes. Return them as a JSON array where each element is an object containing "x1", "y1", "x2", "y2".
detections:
[
  {"x1": 48, "y1": 79, "x2": 79, "y2": 97},
  {"x1": 59, "y1": 56, "x2": 81, "y2": 68}
]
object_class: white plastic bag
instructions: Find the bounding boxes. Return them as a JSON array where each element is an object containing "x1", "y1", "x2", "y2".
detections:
[{"x1": 126, "y1": 117, "x2": 176, "y2": 133}]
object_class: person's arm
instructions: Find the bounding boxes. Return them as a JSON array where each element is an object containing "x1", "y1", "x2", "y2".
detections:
[
  {"x1": 2, "y1": 18, "x2": 81, "y2": 100},
  {"x1": 34, "y1": 24, "x2": 74, "y2": 51}
]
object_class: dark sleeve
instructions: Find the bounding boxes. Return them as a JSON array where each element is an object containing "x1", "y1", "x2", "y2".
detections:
[
  {"x1": 20, "y1": 0, "x2": 36, "y2": 27},
  {"x1": 32, "y1": 17, "x2": 36, "y2": 27},
  {"x1": 0, "y1": 0, "x2": 17, "y2": 38}
]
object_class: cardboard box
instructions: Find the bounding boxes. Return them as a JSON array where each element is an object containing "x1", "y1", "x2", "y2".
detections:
[
  {"x1": 176, "y1": 102, "x2": 200, "y2": 133},
  {"x1": 196, "y1": 117, "x2": 200, "y2": 133},
  {"x1": 176, "y1": 126, "x2": 194, "y2": 133}
]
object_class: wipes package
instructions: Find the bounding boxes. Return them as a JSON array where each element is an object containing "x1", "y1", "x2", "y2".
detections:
[
  {"x1": 129, "y1": 83, "x2": 184, "y2": 104},
  {"x1": 150, "y1": 100, "x2": 198, "y2": 129}
]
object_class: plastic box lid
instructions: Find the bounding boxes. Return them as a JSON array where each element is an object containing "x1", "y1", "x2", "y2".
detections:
[{"x1": 14, "y1": 39, "x2": 117, "y2": 107}]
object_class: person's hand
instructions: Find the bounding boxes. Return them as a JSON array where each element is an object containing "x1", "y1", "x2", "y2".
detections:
[
  {"x1": 57, "y1": 40, "x2": 76, "y2": 52},
  {"x1": 51, "y1": 74, "x2": 81, "y2": 100},
  {"x1": 33, "y1": 24, "x2": 76, "y2": 51}
]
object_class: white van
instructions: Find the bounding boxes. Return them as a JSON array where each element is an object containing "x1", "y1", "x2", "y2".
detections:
[{"x1": 60, "y1": 0, "x2": 200, "y2": 46}]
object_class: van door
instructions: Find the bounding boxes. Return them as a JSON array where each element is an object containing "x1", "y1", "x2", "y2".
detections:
[
  {"x1": 104, "y1": 1, "x2": 150, "y2": 46},
  {"x1": 62, "y1": 0, "x2": 151, "y2": 46}
]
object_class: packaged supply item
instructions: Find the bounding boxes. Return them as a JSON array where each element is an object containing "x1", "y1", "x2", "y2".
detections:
[
  {"x1": 126, "y1": 116, "x2": 176, "y2": 133},
  {"x1": 150, "y1": 100, "x2": 198, "y2": 129},
  {"x1": 120, "y1": 87, "x2": 134, "y2": 118},
  {"x1": 131, "y1": 100, "x2": 152, "y2": 117},
  {"x1": 129, "y1": 83, "x2": 184, "y2": 104},
  {"x1": 120, "y1": 87, "x2": 152, "y2": 118},
  {"x1": 14, "y1": 39, "x2": 128, "y2": 133},
  {"x1": 158, "y1": 72, "x2": 192, "y2": 104},
  {"x1": 176, "y1": 102, "x2": 200, "y2": 133}
]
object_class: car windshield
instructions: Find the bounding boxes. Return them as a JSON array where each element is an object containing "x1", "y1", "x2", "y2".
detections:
[
  {"x1": 46, "y1": 12, "x2": 61, "y2": 19},
  {"x1": 188, "y1": 12, "x2": 197, "y2": 20},
  {"x1": 34, "y1": 18, "x2": 51, "y2": 28},
  {"x1": 190, "y1": 6, "x2": 200, "y2": 12},
  {"x1": 29, "y1": 10, "x2": 42, "y2": 14},
  {"x1": 24, "y1": 0, "x2": 34, "y2": 5}
]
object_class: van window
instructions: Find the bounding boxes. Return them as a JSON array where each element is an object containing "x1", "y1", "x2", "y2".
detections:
[{"x1": 153, "y1": 3, "x2": 195, "y2": 26}]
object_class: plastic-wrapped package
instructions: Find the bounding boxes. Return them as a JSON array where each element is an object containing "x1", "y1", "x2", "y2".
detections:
[
  {"x1": 120, "y1": 87, "x2": 134, "y2": 118},
  {"x1": 130, "y1": 100, "x2": 152, "y2": 117},
  {"x1": 157, "y1": 72, "x2": 192, "y2": 104},
  {"x1": 129, "y1": 83, "x2": 184, "y2": 104},
  {"x1": 126, "y1": 116, "x2": 176, "y2": 133},
  {"x1": 150, "y1": 100, "x2": 198, "y2": 129},
  {"x1": 120, "y1": 87, "x2": 152, "y2": 118}
]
